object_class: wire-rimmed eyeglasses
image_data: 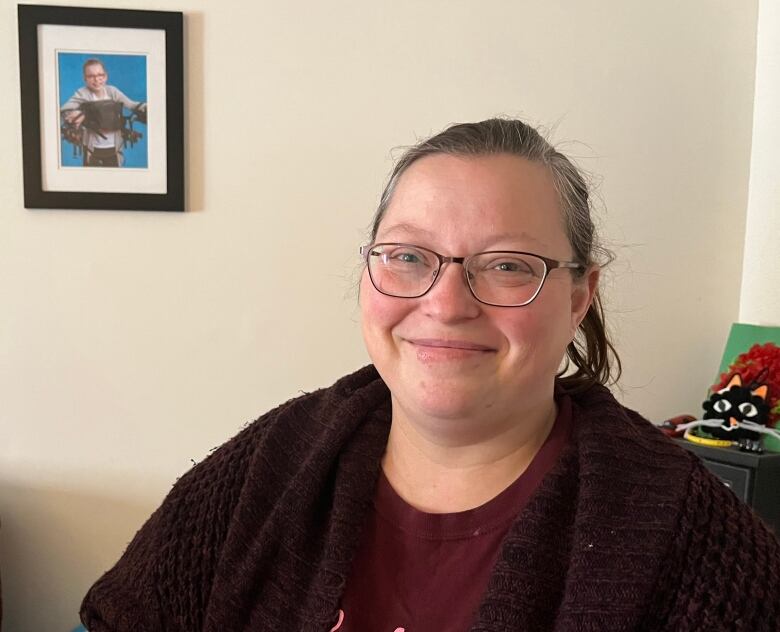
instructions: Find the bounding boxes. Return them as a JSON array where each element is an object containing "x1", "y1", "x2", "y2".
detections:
[{"x1": 360, "y1": 242, "x2": 586, "y2": 307}]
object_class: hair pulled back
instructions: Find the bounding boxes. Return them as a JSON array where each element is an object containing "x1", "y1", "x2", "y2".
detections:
[{"x1": 368, "y1": 118, "x2": 621, "y2": 393}]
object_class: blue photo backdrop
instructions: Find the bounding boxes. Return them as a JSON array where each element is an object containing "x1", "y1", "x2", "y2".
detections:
[{"x1": 58, "y1": 52, "x2": 148, "y2": 168}]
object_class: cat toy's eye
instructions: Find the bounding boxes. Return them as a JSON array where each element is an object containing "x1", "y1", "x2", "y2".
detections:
[
  {"x1": 713, "y1": 399, "x2": 732, "y2": 413},
  {"x1": 738, "y1": 402, "x2": 759, "y2": 418}
]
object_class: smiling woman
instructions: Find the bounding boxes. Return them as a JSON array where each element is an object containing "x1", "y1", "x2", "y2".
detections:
[{"x1": 79, "y1": 119, "x2": 780, "y2": 632}]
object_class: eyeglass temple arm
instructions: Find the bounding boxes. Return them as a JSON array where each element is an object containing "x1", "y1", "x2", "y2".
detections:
[{"x1": 544, "y1": 258, "x2": 587, "y2": 273}]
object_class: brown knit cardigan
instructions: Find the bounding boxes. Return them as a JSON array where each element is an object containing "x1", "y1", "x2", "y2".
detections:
[{"x1": 81, "y1": 366, "x2": 780, "y2": 631}]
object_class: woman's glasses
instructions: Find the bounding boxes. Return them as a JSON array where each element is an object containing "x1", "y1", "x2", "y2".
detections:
[{"x1": 360, "y1": 242, "x2": 585, "y2": 307}]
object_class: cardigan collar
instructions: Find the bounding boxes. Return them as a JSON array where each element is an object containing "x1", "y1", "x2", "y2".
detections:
[{"x1": 206, "y1": 366, "x2": 689, "y2": 631}]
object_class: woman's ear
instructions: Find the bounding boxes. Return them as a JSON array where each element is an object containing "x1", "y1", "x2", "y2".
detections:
[{"x1": 570, "y1": 266, "x2": 599, "y2": 337}]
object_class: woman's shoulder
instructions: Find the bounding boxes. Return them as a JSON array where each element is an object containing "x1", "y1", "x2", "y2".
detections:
[
  {"x1": 81, "y1": 365, "x2": 390, "y2": 630},
  {"x1": 564, "y1": 385, "x2": 707, "y2": 542},
  {"x1": 567, "y1": 385, "x2": 779, "y2": 542},
  {"x1": 179, "y1": 364, "x2": 389, "y2": 487},
  {"x1": 559, "y1": 384, "x2": 780, "y2": 629},
  {"x1": 640, "y1": 445, "x2": 780, "y2": 629},
  {"x1": 568, "y1": 383, "x2": 698, "y2": 474}
]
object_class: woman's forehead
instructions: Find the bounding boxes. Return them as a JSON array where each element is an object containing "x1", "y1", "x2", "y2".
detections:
[
  {"x1": 378, "y1": 153, "x2": 567, "y2": 251},
  {"x1": 398, "y1": 152, "x2": 555, "y2": 192}
]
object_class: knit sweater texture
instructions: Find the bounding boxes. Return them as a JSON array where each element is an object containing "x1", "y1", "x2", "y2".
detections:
[{"x1": 81, "y1": 366, "x2": 780, "y2": 631}]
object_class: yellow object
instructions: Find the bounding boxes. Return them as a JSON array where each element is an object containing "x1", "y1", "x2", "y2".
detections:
[{"x1": 684, "y1": 429, "x2": 733, "y2": 448}]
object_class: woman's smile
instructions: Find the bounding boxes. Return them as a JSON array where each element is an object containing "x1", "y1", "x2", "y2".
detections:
[{"x1": 403, "y1": 337, "x2": 497, "y2": 364}]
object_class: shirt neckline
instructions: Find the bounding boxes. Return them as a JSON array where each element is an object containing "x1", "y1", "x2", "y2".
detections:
[{"x1": 373, "y1": 394, "x2": 573, "y2": 540}]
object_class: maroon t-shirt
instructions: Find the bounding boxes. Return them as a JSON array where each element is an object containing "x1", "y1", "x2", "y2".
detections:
[{"x1": 334, "y1": 394, "x2": 572, "y2": 632}]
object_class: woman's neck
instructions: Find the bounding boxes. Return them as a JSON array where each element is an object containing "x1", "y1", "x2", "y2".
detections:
[{"x1": 381, "y1": 398, "x2": 557, "y2": 513}]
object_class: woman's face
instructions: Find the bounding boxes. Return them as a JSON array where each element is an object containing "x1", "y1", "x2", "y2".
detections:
[{"x1": 360, "y1": 153, "x2": 597, "y2": 433}]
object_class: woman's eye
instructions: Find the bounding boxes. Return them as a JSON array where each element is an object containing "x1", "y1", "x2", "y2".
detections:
[
  {"x1": 713, "y1": 399, "x2": 731, "y2": 413},
  {"x1": 383, "y1": 248, "x2": 429, "y2": 266},
  {"x1": 490, "y1": 260, "x2": 532, "y2": 274},
  {"x1": 738, "y1": 402, "x2": 758, "y2": 418}
]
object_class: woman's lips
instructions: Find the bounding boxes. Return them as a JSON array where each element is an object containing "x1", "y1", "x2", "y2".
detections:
[
  {"x1": 407, "y1": 338, "x2": 494, "y2": 351},
  {"x1": 405, "y1": 338, "x2": 496, "y2": 363}
]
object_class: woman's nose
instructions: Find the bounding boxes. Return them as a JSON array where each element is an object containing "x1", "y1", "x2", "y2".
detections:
[{"x1": 420, "y1": 262, "x2": 481, "y2": 322}]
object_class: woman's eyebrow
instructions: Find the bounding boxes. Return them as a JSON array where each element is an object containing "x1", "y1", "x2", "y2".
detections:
[{"x1": 378, "y1": 223, "x2": 549, "y2": 250}]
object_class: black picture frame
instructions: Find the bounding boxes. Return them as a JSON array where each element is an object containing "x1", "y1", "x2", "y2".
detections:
[{"x1": 18, "y1": 4, "x2": 184, "y2": 211}]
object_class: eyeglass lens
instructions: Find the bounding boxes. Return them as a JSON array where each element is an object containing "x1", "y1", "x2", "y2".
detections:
[{"x1": 366, "y1": 244, "x2": 547, "y2": 306}]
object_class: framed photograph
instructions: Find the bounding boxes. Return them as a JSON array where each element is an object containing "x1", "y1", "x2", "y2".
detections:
[{"x1": 18, "y1": 4, "x2": 184, "y2": 211}]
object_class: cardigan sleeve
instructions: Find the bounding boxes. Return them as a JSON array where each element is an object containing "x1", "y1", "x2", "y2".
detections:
[
  {"x1": 644, "y1": 458, "x2": 780, "y2": 632},
  {"x1": 79, "y1": 411, "x2": 276, "y2": 632}
]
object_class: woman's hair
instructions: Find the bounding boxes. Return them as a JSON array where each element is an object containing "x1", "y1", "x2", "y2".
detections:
[{"x1": 368, "y1": 118, "x2": 621, "y2": 392}]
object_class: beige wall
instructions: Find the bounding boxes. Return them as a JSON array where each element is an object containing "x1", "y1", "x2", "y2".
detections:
[
  {"x1": 0, "y1": 1, "x2": 758, "y2": 629},
  {"x1": 741, "y1": 0, "x2": 780, "y2": 325}
]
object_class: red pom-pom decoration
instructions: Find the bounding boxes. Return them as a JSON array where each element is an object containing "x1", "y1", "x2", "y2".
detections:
[{"x1": 712, "y1": 342, "x2": 780, "y2": 427}]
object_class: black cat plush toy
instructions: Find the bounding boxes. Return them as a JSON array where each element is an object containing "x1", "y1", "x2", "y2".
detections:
[
  {"x1": 700, "y1": 373, "x2": 772, "y2": 452},
  {"x1": 662, "y1": 372, "x2": 780, "y2": 452}
]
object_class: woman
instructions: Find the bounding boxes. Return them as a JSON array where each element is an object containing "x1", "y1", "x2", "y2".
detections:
[{"x1": 81, "y1": 119, "x2": 780, "y2": 631}]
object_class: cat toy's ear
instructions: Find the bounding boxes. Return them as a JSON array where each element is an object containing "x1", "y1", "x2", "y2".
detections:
[
  {"x1": 752, "y1": 384, "x2": 769, "y2": 401},
  {"x1": 719, "y1": 373, "x2": 743, "y2": 392}
]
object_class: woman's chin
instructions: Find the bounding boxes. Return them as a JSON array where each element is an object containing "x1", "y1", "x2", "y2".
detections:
[{"x1": 404, "y1": 386, "x2": 492, "y2": 422}]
